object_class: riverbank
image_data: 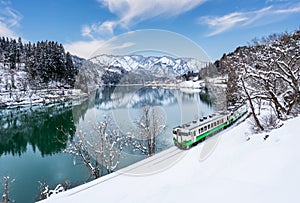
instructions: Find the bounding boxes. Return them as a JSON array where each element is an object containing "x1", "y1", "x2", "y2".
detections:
[{"x1": 0, "y1": 88, "x2": 88, "y2": 108}]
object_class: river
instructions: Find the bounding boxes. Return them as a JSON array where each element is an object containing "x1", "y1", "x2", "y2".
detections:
[{"x1": 0, "y1": 86, "x2": 214, "y2": 203}]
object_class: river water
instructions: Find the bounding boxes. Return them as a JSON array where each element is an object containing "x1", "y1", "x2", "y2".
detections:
[{"x1": 0, "y1": 86, "x2": 214, "y2": 203}]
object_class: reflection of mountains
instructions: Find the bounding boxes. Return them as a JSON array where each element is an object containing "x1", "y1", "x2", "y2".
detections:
[
  {"x1": 94, "y1": 86, "x2": 177, "y2": 109},
  {"x1": 0, "y1": 103, "x2": 76, "y2": 156}
]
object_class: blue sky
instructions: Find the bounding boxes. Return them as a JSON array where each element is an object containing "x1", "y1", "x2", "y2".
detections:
[{"x1": 0, "y1": 0, "x2": 300, "y2": 60}]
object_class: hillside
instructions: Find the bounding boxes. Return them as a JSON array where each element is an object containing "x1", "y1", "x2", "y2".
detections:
[
  {"x1": 40, "y1": 115, "x2": 300, "y2": 203},
  {"x1": 219, "y1": 29, "x2": 300, "y2": 131},
  {"x1": 0, "y1": 38, "x2": 86, "y2": 107}
]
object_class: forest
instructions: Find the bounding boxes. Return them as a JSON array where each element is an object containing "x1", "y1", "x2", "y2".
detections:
[
  {"x1": 220, "y1": 29, "x2": 300, "y2": 131},
  {"x1": 0, "y1": 37, "x2": 78, "y2": 91}
]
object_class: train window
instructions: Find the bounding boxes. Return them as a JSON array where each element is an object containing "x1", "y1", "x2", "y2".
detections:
[
  {"x1": 200, "y1": 127, "x2": 203, "y2": 133},
  {"x1": 173, "y1": 130, "x2": 177, "y2": 134},
  {"x1": 181, "y1": 132, "x2": 188, "y2": 136},
  {"x1": 204, "y1": 126, "x2": 207, "y2": 131}
]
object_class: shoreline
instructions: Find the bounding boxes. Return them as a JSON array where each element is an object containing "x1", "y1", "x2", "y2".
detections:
[
  {"x1": 0, "y1": 83, "x2": 208, "y2": 109},
  {"x1": 0, "y1": 88, "x2": 89, "y2": 109}
]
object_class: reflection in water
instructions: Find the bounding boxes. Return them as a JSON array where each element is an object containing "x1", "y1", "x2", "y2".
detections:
[
  {"x1": 0, "y1": 103, "x2": 76, "y2": 156},
  {"x1": 0, "y1": 87, "x2": 214, "y2": 160},
  {"x1": 74, "y1": 86, "x2": 214, "y2": 171},
  {"x1": 94, "y1": 86, "x2": 211, "y2": 110}
]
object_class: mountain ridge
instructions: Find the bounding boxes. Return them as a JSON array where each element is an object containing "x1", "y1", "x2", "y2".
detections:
[{"x1": 84, "y1": 54, "x2": 207, "y2": 85}]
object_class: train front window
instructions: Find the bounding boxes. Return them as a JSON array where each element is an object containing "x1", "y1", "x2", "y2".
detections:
[
  {"x1": 180, "y1": 132, "x2": 189, "y2": 136},
  {"x1": 173, "y1": 130, "x2": 177, "y2": 134}
]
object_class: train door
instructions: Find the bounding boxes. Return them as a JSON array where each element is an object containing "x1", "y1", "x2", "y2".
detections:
[{"x1": 177, "y1": 131, "x2": 182, "y2": 143}]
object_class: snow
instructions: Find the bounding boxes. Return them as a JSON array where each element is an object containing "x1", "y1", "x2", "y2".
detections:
[
  {"x1": 39, "y1": 115, "x2": 300, "y2": 203},
  {"x1": 178, "y1": 80, "x2": 205, "y2": 89},
  {"x1": 0, "y1": 63, "x2": 88, "y2": 108},
  {"x1": 90, "y1": 54, "x2": 206, "y2": 78}
]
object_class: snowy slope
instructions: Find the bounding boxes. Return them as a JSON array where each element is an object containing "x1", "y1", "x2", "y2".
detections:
[
  {"x1": 0, "y1": 63, "x2": 86, "y2": 107},
  {"x1": 41, "y1": 116, "x2": 300, "y2": 203}
]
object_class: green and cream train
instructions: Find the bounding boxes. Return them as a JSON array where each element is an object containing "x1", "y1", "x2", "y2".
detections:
[{"x1": 173, "y1": 104, "x2": 248, "y2": 149}]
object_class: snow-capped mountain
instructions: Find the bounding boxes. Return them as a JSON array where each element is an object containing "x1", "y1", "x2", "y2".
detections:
[{"x1": 87, "y1": 55, "x2": 206, "y2": 85}]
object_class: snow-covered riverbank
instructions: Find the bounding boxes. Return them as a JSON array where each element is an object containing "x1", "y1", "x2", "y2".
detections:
[
  {"x1": 0, "y1": 88, "x2": 87, "y2": 108},
  {"x1": 0, "y1": 63, "x2": 87, "y2": 108},
  {"x1": 41, "y1": 115, "x2": 300, "y2": 203}
]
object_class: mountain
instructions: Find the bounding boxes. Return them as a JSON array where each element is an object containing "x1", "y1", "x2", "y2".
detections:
[{"x1": 86, "y1": 55, "x2": 206, "y2": 85}]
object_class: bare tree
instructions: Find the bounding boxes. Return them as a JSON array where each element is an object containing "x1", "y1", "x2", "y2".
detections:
[
  {"x1": 38, "y1": 180, "x2": 70, "y2": 201},
  {"x1": 63, "y1": 116, "x2": 126, "y2": 179},
  {"x1": 130, "y1": 106, "x2": 165, "y2": 157},
  {"x1": 64, "y1": 130, "x2": 100, "y2": 179},
  {"x1": 1, "y1": 176, "x2": 15, "y2": 203}
]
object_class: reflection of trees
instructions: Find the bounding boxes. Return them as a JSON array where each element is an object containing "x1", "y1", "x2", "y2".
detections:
[
  {"x1": 0, "y1": 103, "x2": 76, "y2": 156},
  {"x1": 94, "y1": 86, "x2": 177, "y2": 109},
  {"x1": 205, "y1": 84, "x2": 227, "y2": 112},
  {"x1": 178, "y1": 89, "x2": 212, "y2": 106},
  {"x1": 199, "y1": 90, "x2": 213, "y2": 106},
  {"x1": 72, "y1": 98, "x2": 90, "y2": 124}
]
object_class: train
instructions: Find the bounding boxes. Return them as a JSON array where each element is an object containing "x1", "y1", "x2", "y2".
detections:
[{"x1": 173, "y1": 103, "x2": 248, "y2": 149}]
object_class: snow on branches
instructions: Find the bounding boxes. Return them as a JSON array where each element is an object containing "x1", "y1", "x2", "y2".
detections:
[
  {"x1": 221, "y1": 30, "x2": 300, "y2": 131},
  {"x1": 62, "y1": 116, "x2": 127, "y2": 179}
]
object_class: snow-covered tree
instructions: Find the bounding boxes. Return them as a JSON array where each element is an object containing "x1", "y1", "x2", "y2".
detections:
[
  {"x1": 220, "y1": 29, "x2": 300, "y2": 131},
  {"x1": 64, "y1": 116, "x2": 126, "y2": 179},
  {"x1": 1, "y1": 176, "x2": 15, "y2": 203},
  {"x1": 130, "y1": 105, "x2": 165, "y2": 157}
]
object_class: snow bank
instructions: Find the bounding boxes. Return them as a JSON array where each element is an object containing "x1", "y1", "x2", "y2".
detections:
[
  {"x1": 178, "y1": 80, "x2": 205, "y2": 89},
  {"x1": 40, "y1": 116, "x2": 300, "y2": 203}
]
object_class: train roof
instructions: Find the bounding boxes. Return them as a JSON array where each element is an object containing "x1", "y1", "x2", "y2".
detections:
[
  {"x1": 228, "y1": 103, "x2": 247, "y2": 111},
  {"x1": 173, "y1": 113, "x2": 226, "y2": 131}
]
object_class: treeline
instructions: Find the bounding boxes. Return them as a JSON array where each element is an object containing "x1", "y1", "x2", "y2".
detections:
[
  {"x1": 220, "y1": 29, "x2": 300, "y2": 131},
  {"x1": 0, "y1": 37, "x2": 78, "y2": 88}
]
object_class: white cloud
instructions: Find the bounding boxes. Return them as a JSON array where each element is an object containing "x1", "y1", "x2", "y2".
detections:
[
  {"x1": 83, "y1": 0, "x2": 206, "y2": 39},
  {"x1": 0, "y1": 21, "x2": 17, "y2": 37},
  {"x1": 200, "y1": 3, "x2": 300, "y2": 36},
  {"x1": 65, "y1": 40, "x2": 105, "y2": 59},
  {"x1": 274, "y1": 5, "x2": 300, "y2": 14},
  {"x1": 64, "y1": 39, "x2": 135, "y2": 59},
  {"x1": 200, "y1": 12, "x2": 248, "y2": 36},
  {"x1": 0, "y1": 2, "x2": 22, "y2": 38}
]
